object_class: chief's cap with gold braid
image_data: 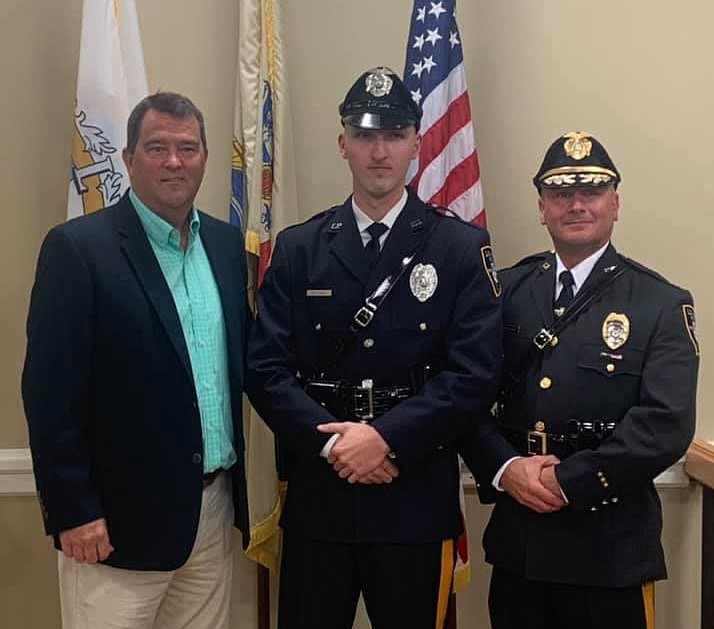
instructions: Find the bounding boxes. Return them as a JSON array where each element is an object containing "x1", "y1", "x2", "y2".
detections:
[{"x1": 533, "y1": 131, "x2": 621, "y2": 190}]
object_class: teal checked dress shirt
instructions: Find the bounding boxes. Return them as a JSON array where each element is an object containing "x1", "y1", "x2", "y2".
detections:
[{"x1": 130, "y1": 190, "x2": 236, "y2": 473}]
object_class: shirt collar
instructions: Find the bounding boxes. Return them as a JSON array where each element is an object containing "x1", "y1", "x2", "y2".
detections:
[
  {"x1": 351, "y1": 188, "x2": 408, "y2": 235},
  {"x1": 129, "y1": 189, "x2": 200, "y2": 250},
  {"x1": 555, "y1": 241, "x2": 609, "y2": 295}
]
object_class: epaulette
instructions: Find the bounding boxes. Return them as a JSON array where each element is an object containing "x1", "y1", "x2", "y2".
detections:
[
  {"x1": 620, "y1": 255, "x2": 681, "y2": 288},
  {"x1": 424, "y1": 204, "x2": 486, "y2": 231},
  {"x1": 508, "y1": 250, "x2": 552, "y2": 269},
  {"x1": 278, "y1": 207, "x2": 337, "y2": 233}
]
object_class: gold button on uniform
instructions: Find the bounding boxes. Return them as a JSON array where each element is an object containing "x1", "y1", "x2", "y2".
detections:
[
  {"x1": 539, "y1": 377, "x2": 552, "y2": 389},
  {"x1": 363, "y1": 338, "x2": 375, "y2": 348},
  {"x1": 549, "y1": 336, "x2": 559, "y2": 347},
  {"x1": 606, "y1": 363, "x2": 615, "y2": 373},
  {"x1": 419, "y1": 322, "x2": 427, "y2": 331}
]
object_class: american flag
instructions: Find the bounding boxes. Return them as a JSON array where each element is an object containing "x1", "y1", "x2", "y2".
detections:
[
  {"x1": 403, "y1": 0, "x2": 482, "y2": 594},
  {"x1": 403, "y1": 0, "x2": 485, "y2": 228}
]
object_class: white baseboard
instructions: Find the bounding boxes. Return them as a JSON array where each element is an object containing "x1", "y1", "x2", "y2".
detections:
[{"x1": 0, "y1": 448, "x2": 36, "y2": 496}]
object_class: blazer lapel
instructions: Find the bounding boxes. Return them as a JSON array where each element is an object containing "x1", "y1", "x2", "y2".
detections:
[{"x1": 112, "y1": 196, "x2": 193, "y2": 381}]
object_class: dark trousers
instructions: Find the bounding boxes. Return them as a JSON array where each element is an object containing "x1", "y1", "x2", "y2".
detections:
[
  {"x1": 278, "y1": 532, "x2": 455, "y2": 629},
  {"x1": 489, "y1": 566, "x2": 654, "y2": 629}
]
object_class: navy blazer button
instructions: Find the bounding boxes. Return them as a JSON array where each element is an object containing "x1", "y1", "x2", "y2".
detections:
[{"x1": 192, "y1": 453, "x2": 202, "y2": 464}]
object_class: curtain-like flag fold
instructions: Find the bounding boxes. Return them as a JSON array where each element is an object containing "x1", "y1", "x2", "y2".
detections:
[
  {"x1": 232, "y1": 0, "x2": 298, "y2": 574},
  {"x1": 68, "y1": 0, "x2": 147, "y2": 219}
]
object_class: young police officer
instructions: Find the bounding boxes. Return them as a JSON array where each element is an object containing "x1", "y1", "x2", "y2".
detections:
[
  {"x1": 247, "y1": 67, "x2": 502, "y2": 629},
  {"x1": 462, "y1": 132, "x2": 699, "y2": 629}
]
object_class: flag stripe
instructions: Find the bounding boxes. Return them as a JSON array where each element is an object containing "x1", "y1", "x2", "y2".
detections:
[
  {"x1": 419, "y1": 64, "x2": 468, "y2": 135},
  {"x1": 409, "y1": 92, "x2": 472, "y2": 192},
  {"x1": 449, "y1": 183, "x2": 486, "y2": 226},
  {"x1": 427, "y1": 152, "x2": 480, "y2": 209},
  {"x1": 417, "y1": 123, "x2": 477, "y2": 201}
]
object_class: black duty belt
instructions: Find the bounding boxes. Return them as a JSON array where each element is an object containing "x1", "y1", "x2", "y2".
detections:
[
  {"x1": 304, "y1": 378, "x2": 413, "y2": 421},
  {"x1": 501, "y1": 420, "x2": 616, "y2": 459}
]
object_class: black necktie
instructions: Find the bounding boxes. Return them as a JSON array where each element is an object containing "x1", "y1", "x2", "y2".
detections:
[
  {"x1": 554, "y1": 270, "x2": 575, "y2": 312},
  {"x1": 365, "y1": 222, "x2": 388, "y2": 266}
]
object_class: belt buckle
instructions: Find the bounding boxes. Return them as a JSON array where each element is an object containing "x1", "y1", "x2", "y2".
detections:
[
  {"x1": 527, "y1": 429, "x2": 547, "y2": 455},
  {"x1": 354, "y1": 379, "x2": 374, "y2": 422}
]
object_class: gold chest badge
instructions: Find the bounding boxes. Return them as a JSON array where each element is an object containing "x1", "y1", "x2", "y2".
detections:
[{"x1": 602, "y1": 312, "x2": 630, "y2": 350}]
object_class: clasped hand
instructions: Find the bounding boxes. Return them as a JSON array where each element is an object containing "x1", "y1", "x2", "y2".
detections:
[
  {"x1": 500, "y1": 455, "x2": 567, "y2": 513},
  {"x1": 317, "y1": 421, "x2": 399, "y2": 484}
]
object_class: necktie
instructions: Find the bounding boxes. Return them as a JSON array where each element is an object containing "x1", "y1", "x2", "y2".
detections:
[
  {"x1": 365, "y1": 222, "x2": 388, "y2": 267},
  {"x1": 554, "y1": 270, "x2": 575, "y2": 313}
]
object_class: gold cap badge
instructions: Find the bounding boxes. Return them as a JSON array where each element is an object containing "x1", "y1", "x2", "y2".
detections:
[{"x1": 563, "y1": 132, "x2": 593, "y2": 160}]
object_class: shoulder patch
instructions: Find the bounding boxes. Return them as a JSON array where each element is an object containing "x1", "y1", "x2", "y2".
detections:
[
  {"x1": 682, "y1": 304, "x2": 700, "y2": 355},
  {"x1": 480, "y1": 245, "x2": 502, "y2": 297}
]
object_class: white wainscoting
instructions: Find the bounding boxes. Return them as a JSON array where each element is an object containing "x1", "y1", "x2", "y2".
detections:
[
  {"x1": 0, "y1": 447, "x2": 690, "y2": 497},
  {"x1": 0, "y1": 448, "x2": 36, "y2": 496}
]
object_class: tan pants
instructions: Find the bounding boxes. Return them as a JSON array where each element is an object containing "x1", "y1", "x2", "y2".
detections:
[{"x1": 58, "y1": 472, "x2": 234, "y2": 629}]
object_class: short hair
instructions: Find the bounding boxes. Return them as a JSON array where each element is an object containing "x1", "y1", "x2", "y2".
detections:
[{"x1": 126, "y1": 92, "x2": 207, "y2": 154}]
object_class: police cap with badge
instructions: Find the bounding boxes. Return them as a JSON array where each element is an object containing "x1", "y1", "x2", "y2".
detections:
[
  {"x1": 339, "y1": 66, "x2": 422, "y2": 131},
  {"x1": 533, "y1": 131, "x2": 621, "y2": 191}
]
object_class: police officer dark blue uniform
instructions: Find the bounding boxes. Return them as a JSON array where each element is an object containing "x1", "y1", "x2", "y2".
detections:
[
  {"x1": 461, "y1": 132, "x2": 699, "y2": 629},
  {"x1": 247, "y1": 67, "x2": 503, "y2": 629}
]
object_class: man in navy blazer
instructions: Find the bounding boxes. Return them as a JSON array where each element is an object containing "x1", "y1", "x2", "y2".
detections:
[{"x1": 23, "y1": 92, "x2": 249, "y2": 629}]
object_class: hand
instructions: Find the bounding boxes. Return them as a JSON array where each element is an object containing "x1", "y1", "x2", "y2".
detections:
[
  {"x1": 317, "y1": 421, "x2": 390, "y2": 479},
  {"x1": 540, "y1": 464, "x2": 565, "y2": 500},
  {"x1": 356, "y1": 459, "x2": 400, "y2": 485},
  {"x1": 59, "y1": 518, "x2": 114, "y2": 564},
  {"x1": 500, "y1": 456, "x2": 565, "y2": 514}
]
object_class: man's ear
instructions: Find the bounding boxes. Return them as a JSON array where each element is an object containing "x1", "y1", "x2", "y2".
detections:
[
  {"x1": 338, "y1": 133, "x2": 347, "y2": 159},
  {"x1": 537, "y1": 196, "x2": 546, "y2": 225},
  {"x1": 122, "y1": 147, "x2": 133, "y2": 172}
]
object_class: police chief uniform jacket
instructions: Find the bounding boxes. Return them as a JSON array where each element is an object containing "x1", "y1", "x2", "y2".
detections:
[
  {"x1": 22, "y1": 193, "x2": 250, "y2": 570},
  {"x1": 461, "y1": 243, "x2": 698, "y2": 587},
  {"x1": 247, "y1": 189, "x2": 502, "y2": 543}
]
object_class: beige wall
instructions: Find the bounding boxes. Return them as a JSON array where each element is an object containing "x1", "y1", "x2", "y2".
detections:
[{"x1": 1, "y1": 0, "x2": 711, "y2": 627}]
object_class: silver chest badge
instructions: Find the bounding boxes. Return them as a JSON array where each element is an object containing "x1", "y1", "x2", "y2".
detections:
[{"x1": 409, "y1": 263, "x2": 438, "y2": 302}]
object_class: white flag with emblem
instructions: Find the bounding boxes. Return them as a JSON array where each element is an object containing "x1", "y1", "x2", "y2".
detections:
[{"x1": 68, "y1": 0, "x2": 148, "y2": 219}]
